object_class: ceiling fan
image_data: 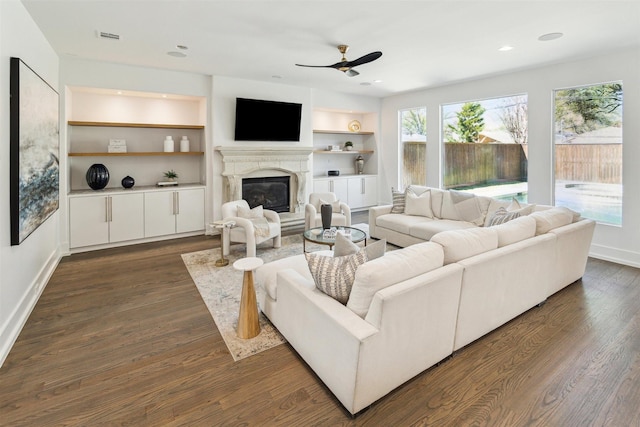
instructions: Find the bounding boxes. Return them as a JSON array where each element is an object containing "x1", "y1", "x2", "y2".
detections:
[{"x1": 296, "y1": 45, "x2": 382, "y2": 77}]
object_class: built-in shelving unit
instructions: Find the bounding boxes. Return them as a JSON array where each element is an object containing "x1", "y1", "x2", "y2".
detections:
[
  {"x1": 68, "y1": 121, "x2": 205, "y2": 129},
  {"x1": 68, "y1": 152, "x2": 204, "y2": 157},
  {"x1": 313, "y1": 129, "x2": 374, "y2": 136}
]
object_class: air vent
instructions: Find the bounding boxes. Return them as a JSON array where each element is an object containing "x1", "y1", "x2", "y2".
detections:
[{"x1": 97, "y1": 31, "x2": 120, "y2": 41}]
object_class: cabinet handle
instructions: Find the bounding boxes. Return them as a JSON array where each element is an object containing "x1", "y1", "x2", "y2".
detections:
[
  {"x1": 361, "y1": 178, "x2": 365, "y2": 194},
  {"x1": 176, "y1": 192, "x2": 180, "y2": 215},
  {"x1": 105, "y1": 197, "x2": 109, "y2": 222},
  {"x1": 330, "y1": 180, "x2": 334, "y2": 192},
  {"x1": 108, "y1": 196, "x2": 113, "y2": 222}
]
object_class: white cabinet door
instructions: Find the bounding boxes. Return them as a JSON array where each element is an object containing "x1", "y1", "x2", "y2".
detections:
[
  {"x1": 176, "y1": 188, "x2": 205, "y2": 233},
  {"x1": 144, "y1": 190, "x2": 177, "y2": 238},
  {"x1": 313, "y1": 178, "x2": 349, "y2": 203},
  {"x1": 69, "y1": 196, "x2": 109, "y2": 248},
  {"x1": 348, "y1": 176, "x2": 378, "y2": 209},
  {"x1": 109, "y1": 193, "x2": 144, "y2": 243}
]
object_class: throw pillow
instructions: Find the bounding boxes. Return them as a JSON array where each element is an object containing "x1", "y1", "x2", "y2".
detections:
[
  {"x1": 445, "y1": 190, "x2": 485, "y2": 225},
  {"x1": 390, "y1": 188, "x2": 406, "y2": 214},
  {"x1": 507, "y1": 198, "x2": 536, "y2": 216},
  {"x1": 404, "y1": 187, "x2": 434, "y2": 218},
  {"x1": 334, "y1": 232, "x2": 387, "y2": 261},
  {"x1": 237, "y1": 204, "x2": 263, "y2": 219},
  {"x1": 333, "y1": 232, "x2": 360, "y2": 257},
  {"x1": 305, "y1": 250, "x2": 368, "y2": 304},
  {"x1": 319, "y1": 198, "x2": 341, "y2": 213},
  {"x1": 488, "y1": 207, "x2": 521, "y2": 226}
]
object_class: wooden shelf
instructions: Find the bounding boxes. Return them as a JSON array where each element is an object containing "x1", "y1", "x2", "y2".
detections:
[
  {"x1": 68, "y1": 121, "x2": 204, "y2": 129},
  {"x1": 313, "y1": 129, "x2": 374, "y2": 136},
  {"x1": 313, "y1": 150, "x2": 374, "y2": 155},
  {"x1": 68, "y1": 152, "x2": 204, "y2": 157}
]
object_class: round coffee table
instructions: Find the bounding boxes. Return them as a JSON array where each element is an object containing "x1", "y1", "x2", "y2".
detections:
[{"x1": 302, "y1": 226, "x2": 367, "y2": 252}]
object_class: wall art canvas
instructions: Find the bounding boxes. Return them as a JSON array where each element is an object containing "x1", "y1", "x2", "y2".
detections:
[{"x1": 10, "y1": 57, "x2": 59, "y2": 245}]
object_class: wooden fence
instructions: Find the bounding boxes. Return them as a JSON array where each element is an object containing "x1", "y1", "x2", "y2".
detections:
[
  {"x1": 555, "y1": 144, "x2": 621, "y2": 184},
  {"x1": 402, "y1": 142, "x2": 621, "y2": 189}
]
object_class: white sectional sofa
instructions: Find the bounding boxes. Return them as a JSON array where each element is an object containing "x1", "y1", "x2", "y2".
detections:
[{"x1": 255, "y1": 186, "x2": 595, "y2": 415}]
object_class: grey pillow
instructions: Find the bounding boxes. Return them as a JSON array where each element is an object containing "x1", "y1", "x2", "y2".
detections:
[
  {"x1": 305, "y1": 250, "x2": 368, "y2": 304},
  {"x1": 390, "y1": 188, "x2": 405, "y2": 214},
  {"x1": 488, "y1": 207, "x2": 521, "y2": 226}
]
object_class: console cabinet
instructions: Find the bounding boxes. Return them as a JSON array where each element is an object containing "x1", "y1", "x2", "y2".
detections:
[
  {"x1": 69, "y1": 192, "x2": 144, "y2": 248},
  {"x1": 144, "y1": 188, "x2": 205, "y2": 237},
  {"x1": 313, "y1": 175, "x2": 377, "y2": 210}
]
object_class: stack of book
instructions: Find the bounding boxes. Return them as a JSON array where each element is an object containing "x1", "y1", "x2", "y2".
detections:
[{"x1": 108, "y1": 139, "x2": 127, "y2": 153}]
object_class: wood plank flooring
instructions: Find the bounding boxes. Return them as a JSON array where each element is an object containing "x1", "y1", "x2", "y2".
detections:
[{"x1": 1, "y1": 226, "x2": 640, "y2": 425}]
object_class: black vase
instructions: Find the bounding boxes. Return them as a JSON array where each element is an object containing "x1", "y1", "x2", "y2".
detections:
[
  {"x1": 121, "y1": 175, "x2": 135, "y2": 189},
  {"x1": 320, "y1": 204, "x2": 332, "y2": 230},
  {"x1": 86, "y1": 163, "x2": 110, "y2": 190}
]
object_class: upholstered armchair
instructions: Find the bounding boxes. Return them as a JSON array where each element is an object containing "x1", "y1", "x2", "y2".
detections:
[
  {"x1": 221, "y1": 200, "x2": 281, "y2": 258},
  {"x1": 305, "y1": 192, "x2": 351, "y2": 230}
]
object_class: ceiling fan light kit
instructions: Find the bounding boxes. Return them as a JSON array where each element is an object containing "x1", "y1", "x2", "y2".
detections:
[{"x1": 296, "y1": 44, "x2": 382, "y2": 77}]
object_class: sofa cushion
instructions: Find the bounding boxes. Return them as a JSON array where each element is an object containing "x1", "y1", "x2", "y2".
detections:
[
  {"x1": 409, "y1": 219, "x2": 477, "y2": 241},
  {"x1": 429, "y1": 188, "x2": 446, "y2": 218},
  {"x1": 431, "y1": 227, "x2": 499, "y2": 264},
  {"x1": 376, "y1": 213, "x2": 433, "y2": 235},
  {"x1": 347, "y1": 241, "x2": 444, "y2": 318},
  {"x1": 508, "y1": 198, "x2": 536, "y2": 215},
  {"x1": 492, "y1": 215, "x2": 537, "y2": 247},
  {"x1": 405, "y1": 187, "x2": 434, "y2": 218},
  {"x1": 256, "y1": 253, "x2": 319, "y2": 301},
  {"x1": 390, "y1": 188, "x2": 406, "y2": 214},
  {"x1": 488, "y1": 207, "x2": 521, "y2": 226},
  {"x1": 529, "y1": 207, "x2": 574, "y2": 235},
  {"x1": 306, "y1": 250, "x2": 368, "y2": 304}
]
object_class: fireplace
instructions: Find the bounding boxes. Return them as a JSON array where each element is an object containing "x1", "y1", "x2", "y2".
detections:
[{"x1": 242, "y1": 176, "x2": 290, "y2": 213}]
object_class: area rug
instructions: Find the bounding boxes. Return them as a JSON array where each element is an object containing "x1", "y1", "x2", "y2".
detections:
[{"x1": 181, "y1": 223, "x2": 370, "y2": 361}]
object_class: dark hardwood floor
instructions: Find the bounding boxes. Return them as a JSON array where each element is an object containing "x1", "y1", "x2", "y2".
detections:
[{"x1": 1, "y1": 214, "x2": 639, "y2": 426}]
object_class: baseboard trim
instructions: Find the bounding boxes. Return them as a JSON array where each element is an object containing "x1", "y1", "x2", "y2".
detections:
[
  {"x1": 589, "y1": 243, "x2": 640, "y2": 268},
  {"x1": 0, "y1": 248, "x2": 63, "y2": 367}
]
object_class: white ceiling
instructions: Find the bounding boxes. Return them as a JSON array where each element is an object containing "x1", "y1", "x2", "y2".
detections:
[{"x1": 22, "y1": 0, "x2": 640, "y2": 98}]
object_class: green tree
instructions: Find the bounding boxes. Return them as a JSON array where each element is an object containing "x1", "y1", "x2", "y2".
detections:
[
  {"x1": 446, "y1": 102, "x2": 486, "y2": 143},
  {"x1": 401, "y1": 108, "x2": 426, "y2": 137},
  {"x1": 555, "y1": 83, "x2": 622, "y2": 134}
]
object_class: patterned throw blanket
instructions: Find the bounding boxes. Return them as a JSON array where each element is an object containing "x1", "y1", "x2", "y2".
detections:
[{"x1": 250, "y1": 217, "x2": 271, "y2": 237}]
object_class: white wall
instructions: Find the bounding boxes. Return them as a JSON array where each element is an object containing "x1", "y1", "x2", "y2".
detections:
[
  {"x1": 0, "y1": 0, "x2": 61, "y2": 366},
  {"x1": 381, "y1": 47, "x2": 640, "y2": 267}
]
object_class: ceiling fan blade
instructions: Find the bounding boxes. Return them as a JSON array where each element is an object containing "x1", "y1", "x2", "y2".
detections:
[
  {"x1": 345, "y1": 69, "x2": 359, "y2": 77},
  {"x1": 344, "y1": 51, "x2": 382, "y2": 68},
  {"x1": 295, "y1": 63, "x2": 334, "y2": 68}
]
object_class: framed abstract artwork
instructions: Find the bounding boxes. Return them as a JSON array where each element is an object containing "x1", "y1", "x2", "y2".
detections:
[{"x1": 9, "y1": 57, "x2": 60, "y2": 245}]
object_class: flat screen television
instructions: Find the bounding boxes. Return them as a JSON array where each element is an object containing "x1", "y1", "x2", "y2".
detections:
[{"x1": 234, "y1": 97, "x2": 302, "y2": 141}]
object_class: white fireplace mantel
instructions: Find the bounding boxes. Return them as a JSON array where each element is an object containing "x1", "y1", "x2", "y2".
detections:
[{"x1": 215, "y1": 146, "x2": 313, "y2": 213}]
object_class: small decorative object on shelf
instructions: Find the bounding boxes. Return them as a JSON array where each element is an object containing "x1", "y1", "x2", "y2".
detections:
[
  {"x1": 121, "y1": 175, "x2": 135, "y2": 189},
  {"x1": 348, "y1": 120, "x2": 361, "y2": 132},
  {"x1": 163, "y1": 136, "x2": 175, "y2": 152},
  {"x1": 180, "y1": 136, "x2": 190, "y2": 152},
  {"x1": 355, "y1": 155, "x2": 365, "y2": 174},
  {"x1": 321, "y1": 204, "x2": 332, "y2": 230},
  {"x1": 158, "y1": 169, "x2": 179, "y2": 186},
  {"x1": 86, "y1": 163, "x2": 110, "y2": 190},
  {"x1": 108, "y1": 139, "x2": 127, "y2": 153},
  {"x1": 344, "y1": 141, "x2": 353, "y2": 151}
]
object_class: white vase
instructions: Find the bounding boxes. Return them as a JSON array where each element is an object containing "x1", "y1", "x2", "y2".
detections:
[
  {"x1": 164, "y1": 136, "x2": 174, "y2": 152},
  {"x1": 180, "y1": 136, "x2": 190, "y2": 152}
]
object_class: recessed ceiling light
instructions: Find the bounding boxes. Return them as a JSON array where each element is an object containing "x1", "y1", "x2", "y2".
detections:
[
  {"x1": 116, "y1": 91, "x2": 122, "y2": 95},
  {"x1": 498, "y1": 45, "x2": 514, "y2": 52},
  {"x1": 538, "y1": 32, "x2": 563, "y2": 42},
  {"x1": 374, "y1": 79, "x2": 383, "y2": 83},
  {"x1": 162, "y1": 94, "x2": 167, "y2": 98},
  {"x1": 176, "y1": 45, "x2": 188, "y2": 50},
  {"x1": 167, "y1": 51, "x2": 187, "y2": 58}
]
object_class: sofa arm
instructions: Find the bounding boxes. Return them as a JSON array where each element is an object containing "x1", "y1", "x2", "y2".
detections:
[
  {"x1": 263, "y1": 208, "x2": 281, "y2": 224},
  {"x1": 369, "y1": 204, "x2": 393, "y2": 239},
  {"x1": 275, "y1": 269, "x2": 378, "y2": 413}
]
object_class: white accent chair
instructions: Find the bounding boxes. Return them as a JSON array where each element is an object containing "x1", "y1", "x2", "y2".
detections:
[
  {"x1": 221, "y1": 200, "x2": 281, "y2": 258},
  {"x1": 305, "y1": 192, "x2": 351, "y2": 230}
]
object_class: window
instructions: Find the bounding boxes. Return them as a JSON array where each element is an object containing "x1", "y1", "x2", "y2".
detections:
[
  {"x1": 441, "y1": 95, "x2": 528, "y2": 202},
  {"x1": 399, "y1": 107, "x2": 426, "y2": 188},
  {"x1": 554, "y1": 82, "x2": 622, "y2": 225}
]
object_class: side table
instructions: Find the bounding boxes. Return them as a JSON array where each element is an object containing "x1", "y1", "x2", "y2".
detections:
[
  {"x1": 233, "y1": 257, "x2": 264, "y2": 339},
  {"x1": 212, "y1": 220, "x2": 235, "y2": 267}
]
